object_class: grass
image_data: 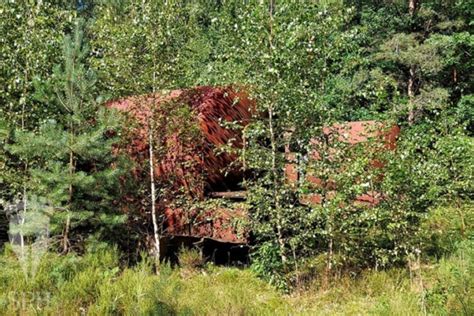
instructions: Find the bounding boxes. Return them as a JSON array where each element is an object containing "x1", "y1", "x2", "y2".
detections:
[{"x1": 0, "y1": 240, "x2": 471, "y2": 315}]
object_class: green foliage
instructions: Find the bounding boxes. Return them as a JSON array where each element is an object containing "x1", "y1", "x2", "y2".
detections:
[
  {"x1": 422, "y1": 204, "x2": 474, "y2": 257},
  {"x1": 177, "y1": 247, "x2": 204, "y2": 272},
  {"x1": 0, "y1": 2, "x2": 76, "y2": 129},
  {"x1": 0, "y1": 2, "x2": 76, "y2": 205},
  {"x1": 90, "y1": 1, "x2": 200, "y2": 96},
  {"x1": 251, "y1": 241, "x2": 287, "y2": 290},
  {"x1": 0, "y1": 244, "x2": 471, "y2": 315},
  {"x1": 424, "y1": 240, "x2": 474, "y2": 315},
  {"x1": 0, "y1": 118, "x2": 19, "y2": 203},
  {"x1": 232, "y1": 0, "x2": 473, "y2": 285},
  {"x1": 6, "y1": 19, "x2": 128, "y2": 249},
  {"x1": 0, "y1": 0, "x2": 471, "y2": 301}
]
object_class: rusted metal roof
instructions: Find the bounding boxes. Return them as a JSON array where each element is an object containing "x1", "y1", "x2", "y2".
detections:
[
  {"x1": 108, "y1": 86, "x2": 255, "y2": 198},
  {"x1": 107, "y1": 86, "x2": 253, "y2": 243}
]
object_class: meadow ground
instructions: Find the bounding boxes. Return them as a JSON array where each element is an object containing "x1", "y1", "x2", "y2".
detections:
[{"x1": 0, "y1": 239, "x2": 471, "y2": 315}]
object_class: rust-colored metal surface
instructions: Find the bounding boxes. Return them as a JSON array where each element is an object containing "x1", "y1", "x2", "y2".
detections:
[
  {"x1": 284, "y1": 121, "x2": 400, "y2": 206},
  {"x1": 164, "y1": 205, "x2": 247, "y2": 243},
  {"x1": 109, "y1": 87, "x2": 399, "y2": 243},
  {"x1": 108, "y1": 86, "x2": 254, "y2": 196},
  {"x1": 108, "y1": 86, "x2": 253, "y2": 243}
]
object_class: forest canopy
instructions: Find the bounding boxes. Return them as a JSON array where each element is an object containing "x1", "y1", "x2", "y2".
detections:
[{"x1": 0, "y1": 1, "x2": 472, "y2": 314}]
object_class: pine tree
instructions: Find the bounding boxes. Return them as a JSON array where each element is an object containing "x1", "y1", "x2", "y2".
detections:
[
  {"x1": 8, "y1": 19, "x2": 127, "y2": 253},
  {"x1": 373, "y1": 0, "x2": 472, "y2": 125}
]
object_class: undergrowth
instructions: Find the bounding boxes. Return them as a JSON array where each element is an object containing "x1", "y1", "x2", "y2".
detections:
[{"x1": 0, "y1": 239, "x2": 471, "y2": 315}]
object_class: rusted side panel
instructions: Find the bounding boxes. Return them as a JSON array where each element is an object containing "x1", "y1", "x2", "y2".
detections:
[
  {"x1": 164, "y1": 206, "x2": 247, "y2": 243},
  {"x1": 285, "y1": 121, "x2": 400, "y2": 206},
  {"x1": 110, "y1": 86, "x2": 399, "y2": 243}
]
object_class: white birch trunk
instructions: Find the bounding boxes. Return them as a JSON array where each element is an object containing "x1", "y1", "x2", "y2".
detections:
[{"x1": 148, "y1": 120, "x2": 160, "y2": 264}]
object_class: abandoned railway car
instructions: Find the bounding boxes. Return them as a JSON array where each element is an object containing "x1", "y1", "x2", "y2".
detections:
[{"x1": 108, "y1": 86, "x2": 400, "y2": 261}]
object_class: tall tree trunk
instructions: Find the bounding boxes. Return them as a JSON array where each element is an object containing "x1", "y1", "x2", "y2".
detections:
[
  {"x1": 63, "y1": 213, "x2": 70, "y2": 253},
  {"x1": 62, "y1": 140, "x2": 73, "y2": 253},
  {"x1": 269, "y1": 105, "x2": 287, "y2": 265},
  {"x1": 407, "y1": 0, "x2": 418, "y2": 125},
  {"x1": 20, "y1": 194, "x2": 26, "y2": 259},
  {"x1": 321, "y1": 134, "x2": 332, "y2": 288},
  {"x1": 148, "y1": 119, "x2": 160, "y2": 264},
  {"x1": 326, "y1": 222, "x2": 333, "y2": 285},
  {"x1": 408, "y1": 0, "x2": 418, "y2": 16},
  {"x1": 268, "y1": 0, "x2": 286, "y2": 265},
  {"x1": 149, "y1": 54, "x2": 161, "y2": 266},
  {"x1": 20, "y1": 6, "x2": 33, "y2": 254},
  {"x1": 408, "y1": 65, "x2": 416, "y2": 125},
  {"x1": 324, "y1": 191, "x2": 333, "y2": 288}
]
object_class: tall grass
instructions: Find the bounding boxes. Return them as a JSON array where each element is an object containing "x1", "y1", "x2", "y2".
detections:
[{"x1": 0, "y1": 241, "x2": 471, "y2": 315}]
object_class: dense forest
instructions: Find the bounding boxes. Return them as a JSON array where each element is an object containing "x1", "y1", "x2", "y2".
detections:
[{"x1": 0, "y1": 0, "x2": 472, "y2": 315}]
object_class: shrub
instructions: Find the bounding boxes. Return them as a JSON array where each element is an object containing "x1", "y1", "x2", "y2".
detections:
[
  {"x1": 421, "y1": 203, "x2": 474, "y2": 258},
  {"x1": 425, "y1": 240, "x2": 474, "y2": 315},
  {"x1": 178, "y1": 247, "x2": 204, "y2": 271}
]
